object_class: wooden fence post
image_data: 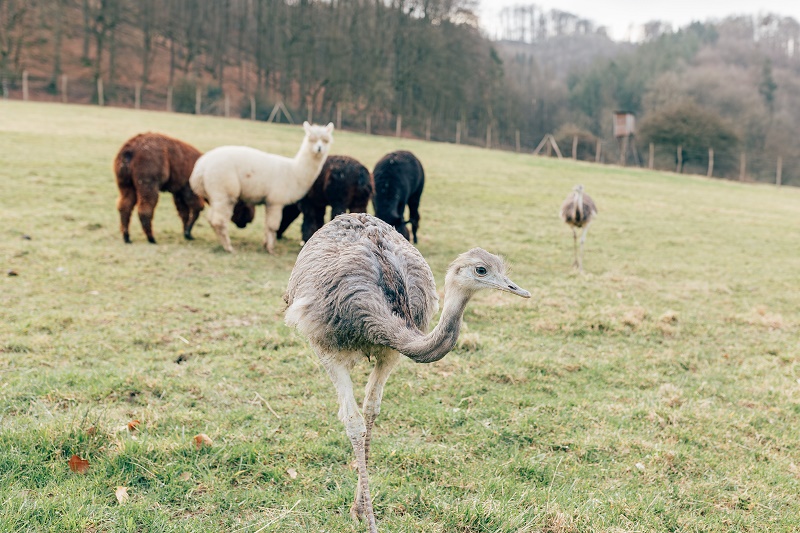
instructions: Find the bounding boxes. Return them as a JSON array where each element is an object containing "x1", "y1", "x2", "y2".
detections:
[
  {"x1": 61, "y1": 74, "x2": 68, "y2": 103},
  {"x1": 97, "y1": 78, "x2": 104, "y2": 106},
  {"x1": 486, "y1": 124, "x2": 491, "y2": 148},
  {"x1": 572, "y1": 135, "x2": 578, "y2": 160},
  {"x1": 366, "y1": 114, "x2": 371, "y2": 135},
  {"x1": 595, "y1": 140, "x2": 602, "y2": 162},
  {"x1": 456, "y1": 121, "x2": 461, "y2": 144},
  {"x1": 195, "y1": 86, "x2": 201, "y2": 115},
  {"x1": 739, "y1": 152, "x2": 746, "y2": 181},
  {"x1": 336, "y1": 104, "x2": 342, "y2": 130},
  {"x1": 224, "y1": 94, "x2": 230, "y2": 117},
  {"x1": 676, "y1": 145, "x2": 683, "y2": 173},
  {"x1": 426, "y1": 117, "x2": 431, "y2": 142},
  {"x1": 134, "y1": 82, "x2": 141, "y2": 110},
  {"x1": 707, "y1": 148, "x2": 714, "y2": 177},
  {"x1": 776, "y1": 156, "x2": 782, "y2": 187},
  {"x1": 649, "y1": 143, "x2": 654, "y2": 169},
  {"x1": 166, "y1": 85, "x2": 173, "y2": 112},
  {"x1": 515, "y1": 130, "x2": 520, "y2": 153},
  {"x1": 396, "y1": 115, "x2": 402, "y2": 137},
  {"x1": 306, "y1": 102, "x2": 313, "y2": 123},
  {"x1": 618, "y1": 136, "x2": 628, "y2": 166},
  {"x1": 22, "y1": 70, "x2": 28, "y2": 101},
  {"x1": 250, "y1": 96, "x2": 256, "y2": 120}
]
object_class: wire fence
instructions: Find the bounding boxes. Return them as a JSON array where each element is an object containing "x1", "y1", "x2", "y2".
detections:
[{"x1": 2, "y1": 70, "x2": 795, "y2": 187}]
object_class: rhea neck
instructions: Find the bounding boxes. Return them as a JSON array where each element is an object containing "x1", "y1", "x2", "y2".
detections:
[
  {"x1": 398, "y1": 271, "x2": 474, "y2": 364},
  {"x1": 574, "y1": 189, "x2": 584, "y2": 218}
]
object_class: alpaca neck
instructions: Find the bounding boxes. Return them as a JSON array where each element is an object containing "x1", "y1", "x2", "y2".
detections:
[
  {"x1": 281, "y1": 145, "x2": 326, "y2": 203},
  {"x1": 396, "y1": 280, "x2": 472, "y2": 364}
]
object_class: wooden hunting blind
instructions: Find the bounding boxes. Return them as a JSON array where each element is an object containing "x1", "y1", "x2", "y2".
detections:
[
  {"x1": 614, "y1": 111, "x2": 636, "y2": 137},
  {"x1": 613, "y1": 111, "x2": 639, "y2": 166},
  {"x1": 613, "y1": 111, "x2": 635, "y2": 137}
]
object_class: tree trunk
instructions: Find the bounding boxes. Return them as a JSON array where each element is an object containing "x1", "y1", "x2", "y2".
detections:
[
  {"x1": 50, "y1": 0, "x2": 64, "y2": 90},
  {"x1": 82, "y1": 0, "x2": 91, "y2": 61}
]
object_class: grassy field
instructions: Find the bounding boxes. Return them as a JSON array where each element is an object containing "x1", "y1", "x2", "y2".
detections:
[{"x1": 1, "y1": 100, "x2": 799, "y2": 532}]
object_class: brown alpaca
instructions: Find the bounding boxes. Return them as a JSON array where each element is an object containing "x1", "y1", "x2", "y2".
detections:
[{"x1": 114, "y1": 133, "x2": 255, "y2": 243}]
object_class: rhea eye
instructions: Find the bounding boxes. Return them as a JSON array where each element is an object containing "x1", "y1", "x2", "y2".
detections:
[{"x1": 475, "y1": 266, "x2": 487, "y2": 276}]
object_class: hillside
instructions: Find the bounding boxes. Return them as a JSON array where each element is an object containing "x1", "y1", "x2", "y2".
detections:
[{"x1": 1, "y1": 101, "x2": 799, "y2": 531}]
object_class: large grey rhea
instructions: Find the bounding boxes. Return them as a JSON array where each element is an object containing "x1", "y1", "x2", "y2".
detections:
[{"x1": 283, "y1": 213, "x2": 530, "y2": 533}]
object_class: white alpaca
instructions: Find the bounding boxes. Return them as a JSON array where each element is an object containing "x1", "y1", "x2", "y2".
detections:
[{"x1": 190, "y1": 121, "x2": 334, "y2": 253}]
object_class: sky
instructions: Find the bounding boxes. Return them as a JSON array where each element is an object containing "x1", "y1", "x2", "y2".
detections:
[{"x1": 478, "y1": 0, "x2": 800, "y2": 41}]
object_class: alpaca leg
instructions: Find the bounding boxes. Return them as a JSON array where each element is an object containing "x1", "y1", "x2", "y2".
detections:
[
  {"x1": 173, "y1": 187, "x2": 200, "y2": 240},
  {"x1": 348, "y1": 199, "x2": 369, "y2": 215},
  {"x1": 329, "y1": 201, "x2": 347, "y2": 220},
  {"x1": 316, "y1": 349, "x2": 378, "y2": 533},
  {"x1": 396, "y1": 201, "x2": 411, "y2": 241},
  {"x1": 263, "y1": 204, "x2": 283, "y2": 254},
  {"x1": 353, "y1": 350, "x2": 401, "y2": 520},
  {"x1": 116, "y1": 185, "x2": 137, "y2": 243},
  {"x1": 185, "y1": 191, "x2": 204, "y2": 239},
  {"x1": 136, "y1": 189, "x2": 160, "y2": 244},
  {"x1": 277, "y1": 203, "x2": 301, "y2": 239},
  {"x1": 207, "y1": 200, "x2": 235, "y2": 253},
  {"x1": 578, "y1": 225, "x2": 590, "y2": 271},
  {"x1": 407, "y1": 191, "x2": 422, "y2": 244},
  {"x1": 299, "y1": 201, "x2": 324, "y2": 244}
]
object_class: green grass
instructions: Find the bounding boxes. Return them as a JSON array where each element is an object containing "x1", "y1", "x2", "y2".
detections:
[{"x1": 1, "y1": 100, "x2": 799, "y2": 532}]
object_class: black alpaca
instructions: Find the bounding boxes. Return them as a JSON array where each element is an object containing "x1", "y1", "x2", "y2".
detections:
[
  {"x1": 372, "y1": 150, "x2": 424, "y2": 243},
  {"x1": 277, "y1": 155, "x2": 373, "y2": 243}
]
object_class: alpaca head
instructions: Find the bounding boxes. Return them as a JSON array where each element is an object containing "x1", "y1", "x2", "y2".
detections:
[
  {"x1": 302, "y1": 121, "x2": 334, "y2": 159},
  {"x1": 444, "y1": 248, "x2": 531, "y2": 299}
]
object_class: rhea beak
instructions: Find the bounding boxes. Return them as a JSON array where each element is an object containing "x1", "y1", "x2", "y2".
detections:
[{"x1": 488, "y1": 275, "x2": 531, "y2": 298}]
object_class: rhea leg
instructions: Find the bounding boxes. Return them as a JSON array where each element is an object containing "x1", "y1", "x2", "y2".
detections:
[
  {"x1": 578, "y1": 224, "x2": 590, "y2": 271},
  {"x1": 116, "y1": 185, "x2": 137, "y2": 243},
  {"x1": 571, "y1": 227, "x2": 578, "y2": 268},
  {"x1": 352, "y1": 350, "x2": 401, "y2": 520},
  {"x1": 263, "y1": 204, "x2": 284, "y2": 254},
  {"x1": 316, "y1": 349, "x2": 378, "y2": 533}
]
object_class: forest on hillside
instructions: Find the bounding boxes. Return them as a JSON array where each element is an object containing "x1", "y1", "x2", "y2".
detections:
[{"x1": 2, "y1": 1, "x2": 800, "y2": 184}]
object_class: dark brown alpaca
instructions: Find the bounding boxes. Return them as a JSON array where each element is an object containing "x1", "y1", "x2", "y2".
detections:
[
  {"x1": 114, "y1": 133, "x2": 255, "y2": 243},
  {"x1": 277, "y1": 155, "x2": 373, "y2": 243}
]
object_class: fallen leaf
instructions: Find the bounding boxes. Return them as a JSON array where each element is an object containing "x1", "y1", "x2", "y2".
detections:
[
  {"x1": 179, "y1": 471, "x2": 192, "y2": 481},
  {"x1": 286, "y1": 468, "x2": 298, "y2": 479},
  {"x1": 115, "y1": 486, "x2": 129, "y2": 504},
  {"x1": 86, "y1": 426, "x2": 97, "y2": 436},
  {"x1": 68, "y1": 454, "x2": 89, "y2": 474},
  {"x1": 194, "y1": 433, "x2": 213, "y2": 449},
  {"x1": 127, "y1": 419, "x2": 140, "y2": 432}
]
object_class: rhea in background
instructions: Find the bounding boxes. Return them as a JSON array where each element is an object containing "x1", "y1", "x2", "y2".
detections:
[
  {"x1": 560, "y1": 184, "x2": 598, "y2": 271},
  {"x1": 283, "y1": 213, "x2": 530, "y2": 533}
]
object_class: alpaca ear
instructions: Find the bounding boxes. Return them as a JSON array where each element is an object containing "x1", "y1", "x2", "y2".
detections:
[
  {"x1": 325, "y1": 122, "x2": 334, "y2": 133},
  {"x1": 303, "y1": 121, "x2": 311, "y2": 133}
]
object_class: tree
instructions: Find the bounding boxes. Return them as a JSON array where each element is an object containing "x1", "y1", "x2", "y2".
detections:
[{"x1": 638, "y1": 102, "x2": 740, "y2": 175}]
